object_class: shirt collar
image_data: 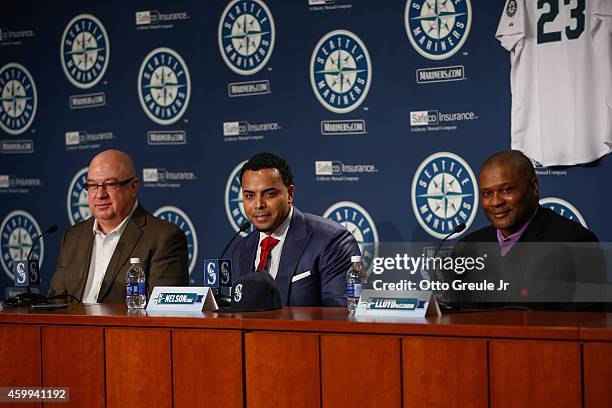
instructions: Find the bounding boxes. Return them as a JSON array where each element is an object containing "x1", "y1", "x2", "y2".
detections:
[
  {"x1": 93, "y1": 200, "x2": 139, "y2": 238},
  {"x1": 496, "y1": 206, "x2": 538, "y2": 245},
  {"x1": 258, "y1": 206, "x2": 293, "y2": 242}
]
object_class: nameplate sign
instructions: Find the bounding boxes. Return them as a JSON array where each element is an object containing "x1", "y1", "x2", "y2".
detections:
[
  {"x1": 146, "y1": 287, "x2": 217, "y2": 312},
  {"x1": 355, "y1": 289, "x2": 440, "y2": 318}
]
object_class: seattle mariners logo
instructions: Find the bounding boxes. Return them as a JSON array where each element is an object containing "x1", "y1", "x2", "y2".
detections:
[
  {"x1": 61, "y1": 14, "x2": 110, "y2": 89},
  {"x1": 310, "y1": 30, "x2": 371, "y2": 114},
  {"x1": 233, "y1": 283, "x2": 243, "y2": 302},
  {"x1": 404, "y1": 0, "x2": 472, "y2": 60},
  {"x1": 411, "y1": 152, "x2": 477, "y2": 239},
  {"x1": 67, "y1": 167, "x2": 90, "y2": 225},
  {"x1": 539, "y1": 197, "x2": 587, "y2": 228},
  {"x1": 220, "y1": 260, "x2": 231, "y2": 284},
  {"x1": 218, "y1": 0, "x2": 275, "y2": 75},
  {"x1": 15, "y1": 262, "x2": 27, "y2": 285},
  {"x1": 225, "y1": 160, "x2": 253, "y2": 236},
  {"x1": 138, "y1": 47, "x2": 191, "y2": 125},
  {"x1": 0, "y1": 210, "x2": 44, "y2": 280},
  {"x1": 29, "y1": 261, "x2": 39, "y2": 283},
  {"x1": 506, "y1": 0, "x2": 517, "y2": 17},
  {"x1": 206, "y1": 262, "x2": 217, "y2": 285},
  {"x1": 154, "y1": 206, "x2": 198, "y2": 275},
  {"x1": 0, "y1": 63, "x2": 37, "y2": 135},
  {"x1": 323, "y1": 201, "x2": 378, "y2": 270}
]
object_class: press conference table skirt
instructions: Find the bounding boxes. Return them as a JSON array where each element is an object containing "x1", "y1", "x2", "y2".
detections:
[{"x1": 0, "y1": 305, "x2": 610, "y2": 408}]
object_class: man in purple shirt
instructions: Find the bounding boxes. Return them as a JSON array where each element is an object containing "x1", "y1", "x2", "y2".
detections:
[
  {"x1": 479, "y1": 150, "x2": 543, "y2": 255},
  {"x1": 449, "y1": 150, "x2": 605, "y2": 311}
]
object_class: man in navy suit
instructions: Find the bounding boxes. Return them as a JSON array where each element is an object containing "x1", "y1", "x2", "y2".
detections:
[{"x1": 231, "y1": 152, "x2": 360, "y2": 306}]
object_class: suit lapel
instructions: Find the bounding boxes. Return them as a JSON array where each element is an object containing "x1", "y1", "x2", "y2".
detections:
[
  {"x1": 519, "y1": 206, "x2": 544, "y2": 242},
  {"x1": 96, "y1": 206, "x2": 145, "y2": 302},
  {"x1": 239, "y1": 232, "x2": 259, "y2": 276},
  {"x1": 76, "y1": 219, "x2": 95, "y2": 300},
  {"x1": 277, "y1": 208, "x2": 310, "y2": 305},
  {"x1": 506, "y1": 206, "x2": 544, "y2": 290}
]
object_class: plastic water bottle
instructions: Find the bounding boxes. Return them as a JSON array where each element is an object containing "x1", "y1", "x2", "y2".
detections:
[
  {"x1": 126, "y1": 258, "x2": 146, "y2": 310},
  {"x1": 346, "y1": 255, "x2": 366, "y2": 312}
]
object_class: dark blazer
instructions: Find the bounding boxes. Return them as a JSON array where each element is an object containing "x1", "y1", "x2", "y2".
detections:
[
  {"x1": 450, "y1": 206, "x2": 606, "y2": 310},
  {"x1": 232, "y1": 207, "x2": 360, "y2": 307},
  {"x1": 48, "y1": 204, "x2": 189, "y2": 303}
]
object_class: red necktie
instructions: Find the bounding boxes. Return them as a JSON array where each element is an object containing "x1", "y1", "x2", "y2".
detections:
[{"x1": 257, "y1": 236, "x2": 280, "y2": 272}]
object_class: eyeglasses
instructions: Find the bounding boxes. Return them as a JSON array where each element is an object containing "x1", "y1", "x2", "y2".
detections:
[{"x1": 84, "y1": 177, "x2": 135, "y2": 193}]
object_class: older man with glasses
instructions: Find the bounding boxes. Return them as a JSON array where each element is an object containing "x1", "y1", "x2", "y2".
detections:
[{"x1": 49, "y1": 149, "x2": 189, "y2": 303}]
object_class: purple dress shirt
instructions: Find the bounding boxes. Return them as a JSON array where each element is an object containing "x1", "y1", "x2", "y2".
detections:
[{"x1": 496, "y1": 208, "x2": 538, "y2": 256}]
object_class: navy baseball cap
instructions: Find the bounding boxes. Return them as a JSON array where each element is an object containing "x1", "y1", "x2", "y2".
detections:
[{"x1": 214, "y1": 271, "x2": 282, "y2": 312}]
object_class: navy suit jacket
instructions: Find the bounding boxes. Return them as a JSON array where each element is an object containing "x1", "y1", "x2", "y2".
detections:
[{"x1": 231, "y1": 207, "x2": 360, "y2": 306}]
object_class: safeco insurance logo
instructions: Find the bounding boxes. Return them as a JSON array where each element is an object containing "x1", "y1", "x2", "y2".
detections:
[
  {"x1": 0, "y1": 174, "x2": 42, "y2": 194},
  {"x1": 142, "y1": 168, "x2": 196, "y2": 188},
  {"x1": 222, "y1": 120, "x2": 281, "y2": 142},
  {"x1": 410, "y1": 109, "x2": 477, "y2": 132},
  {"x1": 135, "y1": 10, "x2": 190, "y2": 29},
  {"x1": 65, "y1": 130, "x2": 115, "y2": 150},
  {"x1": 314, "y1": 160, "x2": 377, "y2": 182}
]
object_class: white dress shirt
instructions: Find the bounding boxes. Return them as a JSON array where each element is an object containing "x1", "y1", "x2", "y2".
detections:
[
  {"x1": 82, "y1": 200, "x2": 139, "y2": 304},
  {"x1": 254, "y1": 206, "x2": 293, "y2": 279}
]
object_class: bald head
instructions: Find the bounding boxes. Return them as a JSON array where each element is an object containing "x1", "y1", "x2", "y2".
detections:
[
  {"x1": 89, "y1": 149, "x2": 136, "y2": 180},
  {"x1": 87, "y1": 149, "x2": 139, "y2": 234},
  {"x1": 480, "y1": 150, "x2": 535, "y2": 183},
  {"x1": 478, "y1": 150, "x2": 539, "y2": 237}
]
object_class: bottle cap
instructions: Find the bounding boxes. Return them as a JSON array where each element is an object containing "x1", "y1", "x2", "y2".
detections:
[
  {"x1": 351, "y1": 255, "x2": 362, "y2": 263},
  {"x1": 130, "y1": 258, "x2": 141, "y2": 264}
]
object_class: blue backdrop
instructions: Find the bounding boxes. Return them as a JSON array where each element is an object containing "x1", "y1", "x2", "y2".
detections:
[{"x1": 1, "y1": 0, "x2": 610, "y2": 295}]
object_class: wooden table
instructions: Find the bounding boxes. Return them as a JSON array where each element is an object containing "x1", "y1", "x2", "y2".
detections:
[{"x1": 0, "y1": 305, "x2": 610, "y2": 407}]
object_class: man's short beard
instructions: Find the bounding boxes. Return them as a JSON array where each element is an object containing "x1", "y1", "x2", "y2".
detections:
[
  {"x1": 256, "y1": 225, "x2": 276, "y2": 233},
  {"x1": 254, "y1": 208, "x2": 292, "y2": 234}
]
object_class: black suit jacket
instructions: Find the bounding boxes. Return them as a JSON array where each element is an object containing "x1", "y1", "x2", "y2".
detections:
[{"x1": 449, "y1": 206, "x2": 606, "y2": 310}]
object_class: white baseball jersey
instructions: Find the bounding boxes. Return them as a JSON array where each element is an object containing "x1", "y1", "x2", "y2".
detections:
[{"x1": 496, "y1": 0, "x2": 612, "y2": 166}]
